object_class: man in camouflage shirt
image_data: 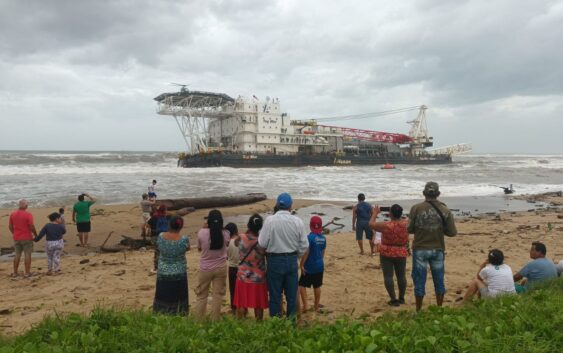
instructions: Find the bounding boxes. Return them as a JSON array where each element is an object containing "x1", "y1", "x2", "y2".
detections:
[{"x1": 408, "y1": 182, "x2": 457, "y2": 311}]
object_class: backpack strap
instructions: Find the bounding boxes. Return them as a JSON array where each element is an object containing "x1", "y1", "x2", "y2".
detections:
[
  {"x1": 425, "y1": 201, "x2": 447, "y2": 228},
  {"x1": 239, "y1": 241, "x2": 259, "y2": 266}
]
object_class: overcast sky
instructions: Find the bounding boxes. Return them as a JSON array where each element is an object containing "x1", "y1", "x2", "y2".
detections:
[{"x1": 1, "y1": 0, "x2": 562, "y2": 153}]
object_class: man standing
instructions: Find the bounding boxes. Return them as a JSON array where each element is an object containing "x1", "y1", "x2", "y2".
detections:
[
  {"x1": 72, "y1": 193, "x2": 96, "y2": 247},
  {"x1": 259, "y1": 193, "x2": 309, "y2": 318},
  {"x1": 352, "y1": 193, "x2": 374, "y2": 255},
  {"x1": 140, "y1": 193, "x2": 154, "y2": 239},
  {"x1": 513, "y1": 242, "x2": 557, "y2": 290},
  {"x1": 9, "y1": 199, "x2": 38, "y2": 278},
  {"x1": 408, "y1": 182, "x2": 457, "y2": 311}
]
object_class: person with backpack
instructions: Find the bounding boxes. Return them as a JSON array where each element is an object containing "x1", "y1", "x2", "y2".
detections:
[
  {"x1": 234, "y1": 214, "x2": 267, "y2": 320},
  {"x1": 148, "y1": 205, "x2": 170, "y2": 274},
  {"x1": 408, "y1": 182, "x2": 457, "y2": 311}
]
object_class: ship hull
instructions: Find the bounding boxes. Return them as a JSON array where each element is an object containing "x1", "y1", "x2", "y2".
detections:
[{"x1": 179, "y1": 153, "x2": 451, "y2": 168}]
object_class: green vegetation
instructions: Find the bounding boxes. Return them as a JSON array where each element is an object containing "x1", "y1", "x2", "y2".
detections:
[{"x1": 2, "y1": 279, "x2": 562, "y2": 353}]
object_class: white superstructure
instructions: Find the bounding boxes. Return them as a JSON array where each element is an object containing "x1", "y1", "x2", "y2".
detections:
[{"x1": 207, "y1": 96, "x2": 332, "y2": 154}]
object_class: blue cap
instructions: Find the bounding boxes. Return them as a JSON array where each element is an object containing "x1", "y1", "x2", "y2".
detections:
[{"x1": 276, "y1": 192, "x2": 293, "y2": 209}]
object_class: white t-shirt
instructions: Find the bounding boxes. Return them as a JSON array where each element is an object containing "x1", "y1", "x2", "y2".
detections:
[{"x1": 479, "y1": 264, "x2": 516, "y2": 296}]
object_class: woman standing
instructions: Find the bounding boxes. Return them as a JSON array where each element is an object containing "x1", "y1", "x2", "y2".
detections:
[
  {"x1": 153, "y1": 216, "x2": 190, "y2": 315},
  {"x1": 234, "y1": 214, "x2": 268, "y2": 320},
  {"x1": 194, "y1": 210, "x2": 230, "y2": 321},
  {"x1": 369, "y1": 204, "x2": 409, "y2": 306}
]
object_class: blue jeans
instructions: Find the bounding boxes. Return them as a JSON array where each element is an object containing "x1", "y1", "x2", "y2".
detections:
[
  {"x1": 411, "y1": 249, "x2": 445, "y2": 297},
  {"x1": 267, "y1": 254, "x2": 299, "y2": 318}
]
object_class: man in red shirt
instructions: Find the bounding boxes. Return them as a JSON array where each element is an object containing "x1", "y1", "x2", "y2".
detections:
[{"x1": 8, "y1": 199, "x2": 38, "y2": 278}]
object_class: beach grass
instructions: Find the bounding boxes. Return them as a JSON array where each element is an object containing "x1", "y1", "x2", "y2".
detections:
[{"x1": 1, "y1": 278, "x2": 562, "y2": 353}]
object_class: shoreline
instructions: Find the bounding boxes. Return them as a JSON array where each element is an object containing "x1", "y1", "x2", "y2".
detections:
[{"x1": 0, "y1": 192, "x2": 562, "y2": 336}]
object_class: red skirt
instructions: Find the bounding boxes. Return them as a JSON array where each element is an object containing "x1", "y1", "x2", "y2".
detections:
[{"x1": 233, "y1": 279, "x2": 268, "y2": 309}]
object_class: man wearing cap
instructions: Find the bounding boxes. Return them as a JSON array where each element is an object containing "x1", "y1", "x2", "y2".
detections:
[
  {"x1": 408, "y1": 182, "x2": 457, "y2": 311},
  {"x1": 259, "y1": 192, "x2": 309, "y2": 318}
]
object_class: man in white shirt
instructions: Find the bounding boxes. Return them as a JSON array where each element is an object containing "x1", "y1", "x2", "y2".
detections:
[
  {"x1": 464, "y1": 249, "x2": 516, "y2": 301},
  {"x1": 259, "y1": 192, "x2": 309, "y2": 318}
]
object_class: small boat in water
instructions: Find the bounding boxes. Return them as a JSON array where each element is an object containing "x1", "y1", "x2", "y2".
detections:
[{"x1": 381, "y1": 163, "x2": 396, "y2": 170}]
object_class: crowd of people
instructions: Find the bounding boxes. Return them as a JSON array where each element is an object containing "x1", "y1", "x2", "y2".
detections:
[{"x1": 6, "y1": 180, "x2": 562, "y2": 322}]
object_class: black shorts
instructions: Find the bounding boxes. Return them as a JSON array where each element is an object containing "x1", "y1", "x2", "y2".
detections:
[
  {"x1": 76, "y1": 221, "x2": 91, "y2": 233},
  {"x1": 299, "y1": 271, "x2": 324, "y2": 288}
]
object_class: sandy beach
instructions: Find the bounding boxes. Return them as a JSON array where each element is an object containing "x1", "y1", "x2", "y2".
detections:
[{"x1": 1, "y1": 194, "x2": 562, "y2": 336}]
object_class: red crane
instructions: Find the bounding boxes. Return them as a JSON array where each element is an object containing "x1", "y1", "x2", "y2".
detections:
[{"x1": 318, "y1": 125, "x2": 414, "y2": 144}]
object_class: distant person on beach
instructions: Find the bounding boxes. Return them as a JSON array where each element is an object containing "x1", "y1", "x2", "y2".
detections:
[
  {"x1": 463, "y1": 249, "x2": 516, "y2": 301},
  {"x1": 225, "y1": 222, "x2": 240, "y2": 314},
  {"x1": 513, "y1": 242, "x2": 557, "y2": 290},
  {"x1": 369, "y1": 204, "x2": 409, "y2": 306},
  {"x1": 153, "y1": 216, "x2": 190, "y2": 315},
  {"x1": 8, "y1": 199, "x2": 38, "y2": 278},
  {"x1": 140, "y1": 193, "x2": 155, "y2": 239},
  {"x1": 148, "y1": 180, "x2": 157, "y2": 200},
  {"x1": 194, "y1": 210, "x2": 230, "y2": 321},
  {"x1": 148, "y1": 205, "x2": 170, "y2": 273},
  {"x1": 352, "y1": 193, "x2": 375, "y2": 255},
  {"x1": 408, "y1": 182, "x2": 457, "y2": 311},
  {"x1": 58, "y1": 207, "x2": 66, "y2": 228},
  {"x1": 34, "y1": 212, "x2": 66, "y2": 275},
  {"x1": 298, "y1": 216, "x2": 327, "y2": 313},
  {"x1": 259, "y1": 192, "x2": 309, "y2": 318},
  {"x1": 72, "y1": 193, "x2": 96, "y2": 247},
  {"x1": 234, "y1": 214, "x2": 268, "y2": 320}
]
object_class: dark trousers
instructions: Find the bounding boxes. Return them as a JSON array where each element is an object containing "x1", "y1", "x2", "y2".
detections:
[
  {"x1": 380, "y1": 255, "x2": 407, "y2": 301},
  {"x1": 228, "y1": 266, "x2": 238, "y2": 310}
]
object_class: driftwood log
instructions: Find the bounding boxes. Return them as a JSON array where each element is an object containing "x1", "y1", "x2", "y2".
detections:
[{"x1": 157, "y1": 193, "x2": 267, "y2": 211}]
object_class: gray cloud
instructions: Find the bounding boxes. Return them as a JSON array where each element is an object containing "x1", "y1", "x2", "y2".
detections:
[{"x1": 0, "y1": 0, "x2": 562, "y2": 153}]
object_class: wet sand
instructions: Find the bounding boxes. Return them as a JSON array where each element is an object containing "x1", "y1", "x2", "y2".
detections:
[{"x1": 1, "y1": 194, "x2": 562, "y2": 336}]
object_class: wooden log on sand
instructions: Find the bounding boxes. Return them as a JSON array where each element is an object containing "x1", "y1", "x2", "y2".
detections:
[{"x1": 157, "y1": 193, "x2": 267, "y2": 211}]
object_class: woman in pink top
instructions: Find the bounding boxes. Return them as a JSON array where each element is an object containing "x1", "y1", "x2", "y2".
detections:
[{"x1": 193, "y1": 209, "x2": 230, "y2": 321}]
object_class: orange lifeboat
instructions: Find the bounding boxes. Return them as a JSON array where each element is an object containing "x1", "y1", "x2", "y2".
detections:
[{"x1": 381, "y1": 163, "x2": 395, "y2": 170}]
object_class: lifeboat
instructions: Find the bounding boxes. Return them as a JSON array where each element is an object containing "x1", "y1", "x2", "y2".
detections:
[{"x1": 381, "y1": 163, "x2": 396, "y2": 170}]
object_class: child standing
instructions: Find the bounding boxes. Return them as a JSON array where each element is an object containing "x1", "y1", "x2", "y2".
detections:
[
  {"x1": 225, "y1": 222, "x2": 240, "y2": 314},
  {"x1": 299, "y1": 216, "x2": 327, "y2": 313},
  {"x1": 34, "y1": 212, "x2": 66, "y2": 275}
]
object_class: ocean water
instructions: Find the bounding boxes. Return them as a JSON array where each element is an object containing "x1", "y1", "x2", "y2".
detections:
[{"x1": 0, "y1": 151, "x2": 562, "y2": 208}]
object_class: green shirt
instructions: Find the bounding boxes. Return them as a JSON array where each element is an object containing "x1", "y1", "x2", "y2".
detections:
[
  {"x1": 407, "y1": 200, "x2": 457, "y2": 251},
  {"x1": 73, "y1": 201, "x2": 95, "y2": 223}
]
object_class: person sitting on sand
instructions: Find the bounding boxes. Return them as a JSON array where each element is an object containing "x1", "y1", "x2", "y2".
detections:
[
  {"x1": 193, "y1": 210, "x2": 230, "y2": 321},
  {"x1": 298, "y1": 216, "x2": 327, "y2": 313},
  {"x1": 72, "y1": 193, "x2": 96, "y2": 247},
  {"x1": 352, "y1": 193, "x2": 375, "y2": 255},
  {"x1": 9, "y1": 199, "x2": 38, "y2": 278},
  {"x1": 463, "y1": 249, "x2": 516, "y2": 302},
  {"x1": 153, "y1": 216, "x2": 190, "y2": 315},
  {"x1": 34, "y1": 212, "x2": 66, "y2": 275},
  {"x1": 225, "y1": 222, "x2": 240, "y2": 314},
  {"x1": 513, "y1": 242, "x2": 557, "y2": 291},
  {"x1": 369, "y1": 204, "x2": 409, "y2": 306},
  {"x1": 234, "y1": 214, "x2": 268, "y2": 320}
]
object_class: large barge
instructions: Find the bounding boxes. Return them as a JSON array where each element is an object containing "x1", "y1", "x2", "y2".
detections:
[{"x1": 154, "y1": 88, "x2": 469, "y2": 168}]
